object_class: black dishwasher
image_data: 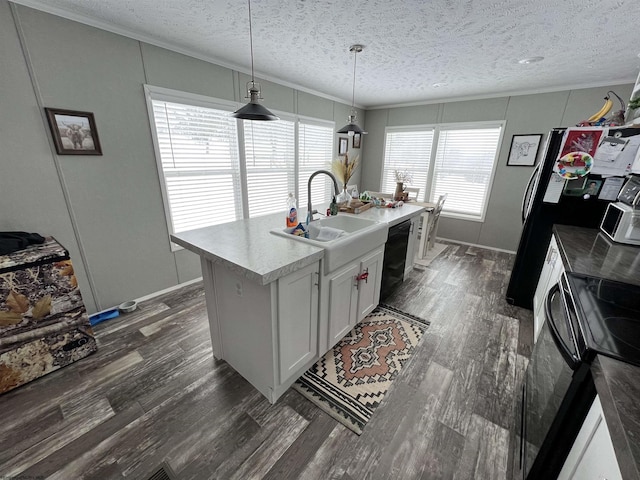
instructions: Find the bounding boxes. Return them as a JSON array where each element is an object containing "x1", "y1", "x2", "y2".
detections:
[{"x1": 380, "y1": 219, "x2": 411, "y2": 301}]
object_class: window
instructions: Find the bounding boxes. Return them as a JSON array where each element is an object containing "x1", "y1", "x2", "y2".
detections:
[
  {"x1": 382, "y1": 123, "x2": 503, "y2": 220},
  {"x1": 149, "y1": 96, "x2": 242, "y2": 235},
  {"x1": 298, "y1": 121, "x2": 334, "y2": 209},
  {"x1": 432, "y1": 127, "x2": 502, "y2": 218},
  {"x1": 145, "y1": 86, "x2": 335, "y2": 243},
  {"x1": 244, "y1": 119, "x2": 295, "y2": 218},
  {"x1": 381, "y1": 129, "x2": 434, "y2": 201}
]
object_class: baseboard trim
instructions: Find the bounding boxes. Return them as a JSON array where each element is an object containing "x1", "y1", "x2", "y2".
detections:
[
  {"x1": 437, "y1": 237, "x2": 516, "y2": 255},
  {"x1": 89, "y1": 277, "x2": 203, "y2": 316},
  {"x1": 134, "y1": 277, "x2": 203, "y2": 303}
]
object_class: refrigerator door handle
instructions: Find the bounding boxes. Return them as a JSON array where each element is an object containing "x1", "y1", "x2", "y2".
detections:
[{"x1": 521, "y1": 162, "x2": 541, "y2": 224}]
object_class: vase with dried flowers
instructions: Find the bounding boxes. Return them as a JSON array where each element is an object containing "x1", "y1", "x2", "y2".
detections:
[
  {"x1": 393, "y1": 169, "x2": 413, "y2": 201},
  {"x1": 332, "y1": 154, "x2": 360, "y2": 205}
]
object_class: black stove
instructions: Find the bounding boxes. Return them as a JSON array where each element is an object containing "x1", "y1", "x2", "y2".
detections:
[{"x1": 565, "y1": 273, "x2": 640, "y2": 367}]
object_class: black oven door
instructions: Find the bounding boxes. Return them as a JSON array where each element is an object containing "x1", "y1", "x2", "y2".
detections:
[{"x1": 520, "y1": 280, "x2": 591, "y2": 479}]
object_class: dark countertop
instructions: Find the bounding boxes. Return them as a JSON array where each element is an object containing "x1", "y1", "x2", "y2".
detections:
[
  {"x1": 553, "y1": 224, "x2": 640, "y2": 286},
  {"x1": 554, "y1": 225, "x2": 640, "y2": 479},
  {"x1": 592, "y1": 356, "x2": 640, "y2": 480}
]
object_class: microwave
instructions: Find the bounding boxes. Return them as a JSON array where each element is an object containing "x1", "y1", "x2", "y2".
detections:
[{"x1": 600, "y1": 202, "x2": 640, "y2": 245}]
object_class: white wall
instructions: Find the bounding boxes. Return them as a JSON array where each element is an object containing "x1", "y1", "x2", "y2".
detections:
[
  {"x1": 361, "y1": 84, "x2": 634, "y2": 251},
  {"x1": 0, "y1": 2, "x2": 364, "y2": 313}
]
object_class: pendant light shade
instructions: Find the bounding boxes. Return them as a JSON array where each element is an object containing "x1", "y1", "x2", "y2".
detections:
[
  {"x1": 338, "y1": 44, "x2": 366, "y2": 135},
  {"x1": 232, "y1": 82, "x2": 279, "y2": 120},
  {"x1": 232, "y1": 0, "x2": 278, "y2": 121},
  {"x1": 336, "y1": 115, "x2": 366, "y2": 135}
]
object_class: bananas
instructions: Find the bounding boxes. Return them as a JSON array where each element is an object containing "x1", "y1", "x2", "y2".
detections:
[{"x1": 587, "y1": 96, "x2": 613, "y2": 122}]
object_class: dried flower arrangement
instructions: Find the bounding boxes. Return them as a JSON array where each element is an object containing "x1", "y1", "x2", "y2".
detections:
[
  {"x1": 394, "y1": 169, "x2": 413, "y2": 184},
  {"x1": 331, "y1": 154, "x2": 360, "y2": 185}
]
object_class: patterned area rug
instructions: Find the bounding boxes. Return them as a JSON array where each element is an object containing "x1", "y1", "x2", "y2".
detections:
[{"x1": 293, "y1": 304, "x2": 429, "y2": 435}]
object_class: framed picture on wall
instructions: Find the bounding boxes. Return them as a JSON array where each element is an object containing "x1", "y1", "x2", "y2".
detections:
[
  {"x1": 352, "y1": 133, "x2": 362, "y2": 149},
  {"x1": 507, "y1": 134, "x2": 542, "y2": 166},
  {"x1": 45, "y1": 108, "x2": 102, "y2": 155},
  {"x1": 338, "y1": 137, "x2": 348, "y2": 156}
]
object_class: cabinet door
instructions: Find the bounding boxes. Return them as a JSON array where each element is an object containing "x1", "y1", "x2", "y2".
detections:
[
  {"x1": 277, "y1": 262, "x2": 319, "y2": 384},
  {"x1": 533, "y1": 236, "x2": 559, "y2": 343},
  {"x1": 357, "y1": 247, "x2": 385, "y2": 321},
  {"x1": 559, "y1": 396, "x2": 623, "y2": 480},
  {"x1": 404, "y1": 215, "x2": 419, "y2": 278},
  {"x1": 327, "y1": 263, "x2": 359, "y2": 349}
]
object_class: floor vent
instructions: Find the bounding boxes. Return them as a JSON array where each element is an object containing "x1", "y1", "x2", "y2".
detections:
[{"x1": 147, "y1": 461, "x2": 178, "y2": 480}]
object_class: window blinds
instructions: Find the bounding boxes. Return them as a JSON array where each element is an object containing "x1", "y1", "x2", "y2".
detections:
[
  {"x1": 382, "y1": 129, "x2": 434, "y2": 201},
  {"x1": 243, "y1": 119, "x2": 296, "y2": 218},
  {"x1": 151, "y1": 100, "x2": 242, "y2": 233},
  {"x1": 298, "y1": 122, "x2": 334, "y2": 209},
  {"x1": 431, "y1": 127, "x2": 502, "y2": 218}
]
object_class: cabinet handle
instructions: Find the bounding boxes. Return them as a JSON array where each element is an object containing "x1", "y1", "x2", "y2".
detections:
[
  {"x1": 314, "y1": 272, "x2": 319, "y2": 287},
  {"x1": 356, "y1": 269, "x2": 369, "y2": 284}
]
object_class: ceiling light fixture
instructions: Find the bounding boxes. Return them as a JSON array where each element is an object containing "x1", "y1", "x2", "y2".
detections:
[
  {"x1": 337, "y1": 44, "x2": 367, "y2": 136},
  {"x1": 232, "y1": 0, "x2": 278, "y2": 121},
  {"x1": 518, "y1": 56, "x2": 545, "y2": 65}
]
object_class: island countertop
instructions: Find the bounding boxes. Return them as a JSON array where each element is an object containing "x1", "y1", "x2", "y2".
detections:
[{"x1": 171, "y1": 203, "x2": 424, "y2": 285}]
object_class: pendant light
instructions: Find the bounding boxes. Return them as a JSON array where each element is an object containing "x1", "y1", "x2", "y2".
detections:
[
  {"x1": 337, "y1": 44, "x2": 366, "y2": 136},
  {"x1": 232, "y1": 0, "x2": 278, "y2": 121}
]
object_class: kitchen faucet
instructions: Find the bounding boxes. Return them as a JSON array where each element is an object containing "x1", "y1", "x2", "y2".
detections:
[{"x1": 307, "y1": 170, "x2": 340, "y2": 223}]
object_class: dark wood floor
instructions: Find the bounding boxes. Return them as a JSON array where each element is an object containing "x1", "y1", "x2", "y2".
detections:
[{"x1": 0, "y1": 242, "x2": 533, "y2": 480}]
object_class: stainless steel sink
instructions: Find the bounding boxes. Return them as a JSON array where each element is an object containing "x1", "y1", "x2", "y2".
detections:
[{"x1": 271, "y1": 215, "x2": 389, "y2": 273}]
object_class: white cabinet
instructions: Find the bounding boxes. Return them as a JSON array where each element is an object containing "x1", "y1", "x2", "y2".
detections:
[
  {"x1": 201, "y1": 258, "x2": 320, "y2": 404},
  {"x1": 559, "y1": 395, "x2": 623, "y2": 480},
  {"x1": 404, "y1": 215, "x2": 420, "y2": 277},
  {"x1": 277, "y1": 262, "x2": 319, "y2": 385},
  {"x1": 327, "y1": 263, "x2": 359, "y2": 348},
  {"x1": 321, "y1": 246, "x2": 385, "y2": 352},
  {"x1": 357, "y1": 247, "x2": 385, "y2": 320},
  {"x1": 533, "y1": 236, "x2": 565, "y2": 343}
]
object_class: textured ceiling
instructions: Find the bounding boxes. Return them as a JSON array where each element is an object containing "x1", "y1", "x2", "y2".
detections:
[{"x1": 13, "y1": 0, "x2": 640, "y2": 107}]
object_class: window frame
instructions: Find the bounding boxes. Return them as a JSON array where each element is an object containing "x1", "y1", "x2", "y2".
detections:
[
  {"x1": 144, "y1": 85, "x2": 242, "y2": 251},
  {"x1": 241, "y1": 111, "x2": 297, "y2": 218},
  {"x1": 381, "y1": 120, "x2": 505, "y2": 223},
  {"x1": 144, "y1": 85, "x2": 335, "y2": 250},
  {"x1": 297, "y1": 115, "x2": 336, "y2": 209}
]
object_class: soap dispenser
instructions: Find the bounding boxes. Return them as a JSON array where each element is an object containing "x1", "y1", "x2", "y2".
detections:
[{"x1": 330, "y1": 196, "x2": 339, "y2": 216}]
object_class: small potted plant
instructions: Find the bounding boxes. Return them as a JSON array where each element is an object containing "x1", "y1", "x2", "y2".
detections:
[{"x1": 393, "y1": 169, "x2": 412, "y2": 201}]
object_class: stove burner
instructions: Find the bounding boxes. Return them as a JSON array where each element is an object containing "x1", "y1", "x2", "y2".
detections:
[{"x1": 604, "y1": 317, "x2": 640, "y2": 352}]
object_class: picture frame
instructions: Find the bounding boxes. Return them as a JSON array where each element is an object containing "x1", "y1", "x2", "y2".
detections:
[
  {"x1": 45, "y1": 108, "x2": 102, "y2": 155},
  {"x1": 352, "y1": 133, "x2": 361, "y2": 149},
  {"x1": 338, "y1": 137, "x2": 348, "y2": 156},
  {"x1": 507, "y1": 134, "x2": 542, "y2": 166}
]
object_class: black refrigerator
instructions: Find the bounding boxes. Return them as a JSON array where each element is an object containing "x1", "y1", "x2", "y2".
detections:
[{"x1": 506, "y1": 126, "x2": 639, "y2": 309}]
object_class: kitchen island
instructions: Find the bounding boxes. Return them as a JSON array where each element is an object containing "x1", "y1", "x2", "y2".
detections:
[
  {"x1": 553, "y1": 225, "x2": 640, "y2": 480},
  {"x1": 171, "y1": 204, "x2": 424, "y2": 403}
]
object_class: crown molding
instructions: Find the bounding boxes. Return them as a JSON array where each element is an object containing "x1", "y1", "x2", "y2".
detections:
[{"x1": 9, "y1": 0, "x2": 365, "y2": 109}]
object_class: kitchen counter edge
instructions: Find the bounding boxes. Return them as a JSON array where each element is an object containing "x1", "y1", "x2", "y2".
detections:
[{"x1": 172, "y1": 204, "x2": 424, "y2": 285}]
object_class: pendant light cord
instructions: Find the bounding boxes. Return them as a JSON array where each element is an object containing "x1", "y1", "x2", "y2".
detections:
[
  {"x1": 351, "y1": 49, "x2": 357, "y2": 108},
  {"x1": 248, "y1": 0, "x2": 255, "y2": 83}
]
